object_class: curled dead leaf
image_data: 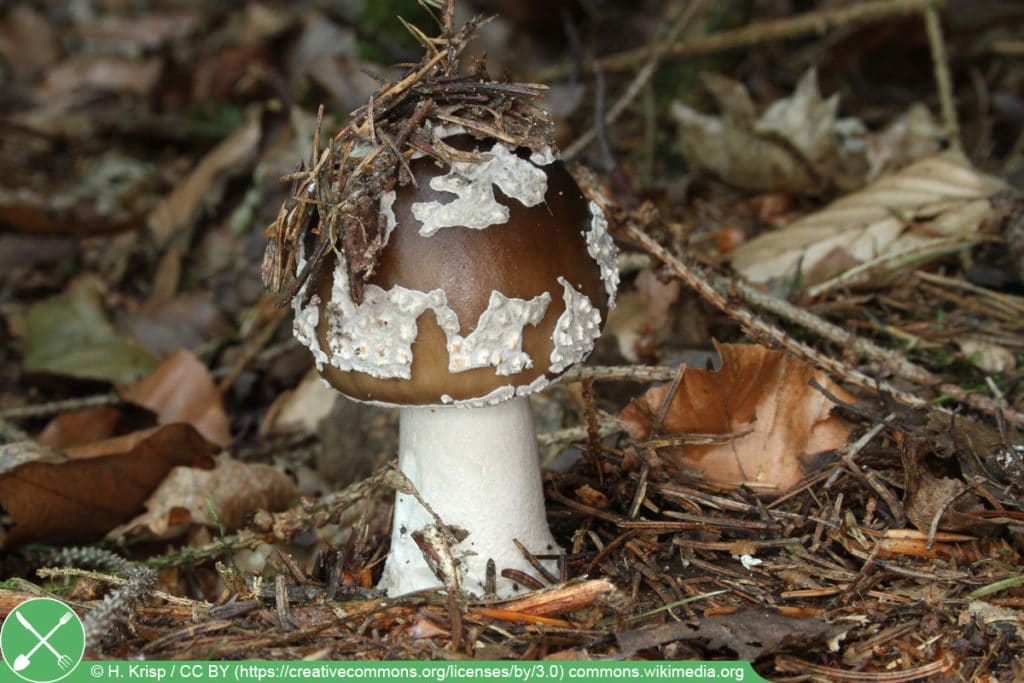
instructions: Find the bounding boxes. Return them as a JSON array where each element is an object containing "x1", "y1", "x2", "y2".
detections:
[
  {"x1": 107, "y1": 454, "x2": 296, "y2": 542},
  {"x1": 671, "y1": 69, "x2": 943, "y2": 197},
  {"x1": 23, "y1": 283, "x2": 160, "y2": 384},
  {"x1": 956, "y1": 338, "x2": 1016, "y2": 375},
  {"x1": 620, "y1": 342, "x2": 854, "y2": 496},
  {"x1": 36, "y1": 406, "x2": 122, "y2": 450},
  {"x1": 899, "y1": 433, "x2": 992, "y2": 534},
  {"x1": 0, "y1": 424, "x2": 217, "y2": 549},
  {"x1": 261, "y1": 369, "x2": 339, "y2": 436},
  {"x1": 119, "y1": 348, "x2": 231, "y2": 447},
  {"x1": 616, "y1": 606, "x2": 834, "y2": 661},
  {"x1": 671, "y1": 70, "x2": 855, "y2": 194},
  {"x1": 730, "y1": 155, "x2": 1006, "y2": 288}
]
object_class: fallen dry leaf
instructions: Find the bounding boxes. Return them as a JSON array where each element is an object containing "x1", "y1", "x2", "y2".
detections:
[
  {"x1": 107, "y1": 454, "x2": 296, "y2": 542},
  {"x1": 603, "y1": 269, "x2": 683, "y2": 363},
  {"x1": 36, "y1": 406, "x2": 122, "y2": 450},
  {"x1": 0, "y1": 150, "x2": 157, "y2": 236},
  {"x1": 119, "y1": 291, "x2": 233, "y2": 356},
  {"x1": 616, "y1": 607, "x2": 836, "y2": 660},
  {"x1": 37, "y1": 55, "x2": 164, "y2": 102},
  {"x1": 119, "y1": 348, "x2": 231, "y2": 447},
  {"x1": 0, "y1": 424, "x2": 216, "y2": 549},
  {"x1": 956, "y1": 338, "x2": 1016, "y2": 375},
  {"x1": 261, "y1": 368, "x2": 338, "y2": 436},
  {"x1": 0, "y1": 6, "x2": 59, "y2": 79},
  {"x1": 73, "y1": 11, "x2": 201, "y2": 52},
  {"x1": 729, "y1": 155, "x2": 1006, "y2": 287},
  {"x1": 671, "y1": 69, "x2": 942, "y2": 195},
  {"x1": 23, "y1": 282, "x2": 160, "y2": 384},
  {"x1": 34, "y1": 349, "x2": 229, "y2": 451},
  {"x1": 620, "y1": 342, "x2": 853, "y2": 496},
  {"x1": 899, "y1": 433, "x2": 990, "y2": 534}
]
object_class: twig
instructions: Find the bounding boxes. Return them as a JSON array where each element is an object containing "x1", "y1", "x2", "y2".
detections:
[
  {"x1": 775, "y1": 652, "x2": 955, "y2": 681},
  {"x1": 494, "y1": 578, "x2": 622, "y2": 617},
  {"x1": 538, "y1": 0, "x2": 940, "y2": 81},
  {"x1": 218, "y1": 303, "x2": 291, "y2": 394},
  {"x1": 147, "y1": 467, "x2": 391, "y2": 569},
  {"x1": 37, "y1": 567, "x2": 191, "y2": 610},
  {"x1": 735, "y1": 277, "x2": 1024, "y2": 425},
  {"x1": 625, "y1": 224, "x2": 927, "y2": 404},
  {"x1": 79, "y1": 565, "x2": 158, "y2": 648},
  {"x1": 563, "y1": 0, "x2": 707, "y2": 161},
  {"x1": 467, "y1": 607, "x2": 572, "y2": 628},
  {"x1": 835, "y1": 412, "x2": 906, "y2": 526},
  {"x1": 537, "y1": 415, "x2": 619, "y2": 446},
  {"x1": 0, "y1": 393, "x2": 121, "y2": 420},
  {"x1": 512, "y1": 539, "x2": 559, "y2": 585},
  {"x1": 560, "y1": 365, "x2": 678, "y2": 383},
  {"x1": 624, "y1": 222, "x2": 1024, "y2": 427},
  {"x1": 913, "y1": 271, "x2": 1024, "y2": 317},
  {"x1": 922, "y1": 2, "x2": 963, "y2": 154}
]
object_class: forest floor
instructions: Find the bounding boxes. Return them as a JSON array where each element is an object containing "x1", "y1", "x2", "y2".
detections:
[{"x1": 2, "y1": 1, "x2": 1024, "y2": 680}]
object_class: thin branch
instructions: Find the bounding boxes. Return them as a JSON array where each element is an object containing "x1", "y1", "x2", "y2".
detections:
[
  {"x1": 563, "y1": 0, "x2": 707, "y2": 161},
  {"x1": 538, "y1": 0, "x2": 941, "y2": 81},
  {"x1": 923, "y1": 1, "x2": 963, "y2": 154},
  {"x1": 624, "y1": 222, "x2": 1024, "y2": 427}
]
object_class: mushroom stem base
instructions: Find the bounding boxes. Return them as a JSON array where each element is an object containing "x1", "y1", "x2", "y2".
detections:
[{"x1": 378, "y1": 396, "x2": 560, "y2": 598}]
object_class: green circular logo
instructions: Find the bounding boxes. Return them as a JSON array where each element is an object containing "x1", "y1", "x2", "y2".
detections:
[{"x1": 1, "y1": 598, "x2": 85, "y2": 683}]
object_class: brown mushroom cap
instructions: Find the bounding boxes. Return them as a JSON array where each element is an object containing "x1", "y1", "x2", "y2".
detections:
[{"x1": 311, "y1": 138, "x2": 610, "y2": 406}]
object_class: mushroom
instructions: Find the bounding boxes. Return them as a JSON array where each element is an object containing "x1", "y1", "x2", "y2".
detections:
[{"x1": 291, "y1": 132, "x2": 619, "y2": 597}]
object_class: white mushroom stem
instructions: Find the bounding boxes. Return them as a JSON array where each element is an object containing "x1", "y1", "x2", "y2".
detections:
[{"x1": 378, "y1": 396, "x2": 561, "y2": 598}]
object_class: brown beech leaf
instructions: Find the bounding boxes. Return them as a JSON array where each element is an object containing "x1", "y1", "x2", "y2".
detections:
[
  {"x1": 0, "y1": 6, "x2": 60, "y2": 78},
  {"x1": 605, "y1": 269, "x2": 683, "y2": 362},
  {"x1": 0, "y1": 424, "x2": 217, "y2": 549},
  {"x1": 37, "y1": 55, "x2": 163, "y2": 101},
  {"x1": 119, "y1": 348, "x2": 231, "y2": 447},
  {"x1": 620, "y1": 342, "x2": 854, "y2": 496},
  {"x1": 107, "y1": 454, "x2": 296, "y2": 542},
  {"x1": 729, "y1": 155, "x2": 1006, "y2": 288},
  {"x1": 671, "y1": 69, "x2": 943, "y2": 196},
  {"x1": 119, "y1": 292, "x2": 232, "y2": 356},
  {"x1": 260, "y1": 368, "x2": 339, "y2": 436},
  {"x1": 617, "y1": 607, "x2": 835, "y2": 660},
  {"x1": 36, "y1": 406, "x2": 122, "y2": 450},
  {"x1": 899, "y1": 433, "x2": 992, "y2": 533}
]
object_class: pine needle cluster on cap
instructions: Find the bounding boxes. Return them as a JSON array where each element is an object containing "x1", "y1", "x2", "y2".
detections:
[{"x1": 262, "y1": 4, "x2": 556, "y2": 307}]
